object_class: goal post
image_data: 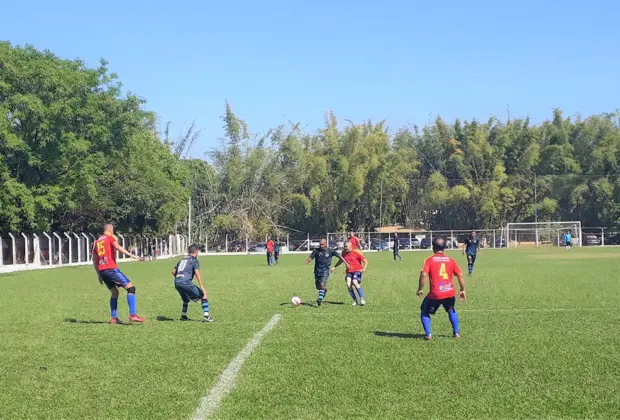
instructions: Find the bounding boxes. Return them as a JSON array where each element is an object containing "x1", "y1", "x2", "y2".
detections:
[{"x1": 505, "y1": 221, "x2": 582, "y2": 248}]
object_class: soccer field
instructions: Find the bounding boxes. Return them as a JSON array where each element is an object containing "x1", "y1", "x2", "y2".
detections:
[{"x1": 1, "y1": 248, "x2": 620, "y2": 420}]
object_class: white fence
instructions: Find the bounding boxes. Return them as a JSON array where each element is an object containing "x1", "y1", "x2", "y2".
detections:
[
  {"x1": 0, "y1": 232, "x2": 188, "y2": 274},
  {"x1": 327, "y1": 229, "x2": 508, "y2": 251}
]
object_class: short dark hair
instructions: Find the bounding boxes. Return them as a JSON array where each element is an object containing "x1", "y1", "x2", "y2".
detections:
[
  {"x1": 188, "y1": 244, "x2": 199, "y2": 254},
  {"x1": 432, "y1": 237, "x2": 446, "y2": 252}
]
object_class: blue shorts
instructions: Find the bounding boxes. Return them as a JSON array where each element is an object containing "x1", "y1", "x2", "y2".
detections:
[
  {"x1": 345, "y1": 272, "x2": 362, "y2": 283},
  {"x1": 99, "y1": 269, "x2": 131, "y2": 289},
  {"x1": 314, "y1": 272, "x2": 329, "y2": 289},
  {"x1": 175, "y1": 283, "x2": 204, "y2": 302}
]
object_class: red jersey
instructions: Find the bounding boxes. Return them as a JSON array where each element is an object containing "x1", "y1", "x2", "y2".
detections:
[
  {"x1": 421, "y1": 253, "x2": 462, "y2": 299},
  {"x1": 342, "y1": 249, "x2": 366, "y2": 273},
  {"x1": 349, "y1": 236, "x2": 360, "y2": 250},
  {"x1": 266, "y1": 240, "x2": 274, "y2": 252},
  {"x1": 93, "y1": 234, "x2": 118, "y2": 271}
]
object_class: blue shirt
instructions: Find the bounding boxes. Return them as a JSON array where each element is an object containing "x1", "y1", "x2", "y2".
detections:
[
  {"x1": 464, "y1": 237, "x2": 480, "y2": 255},
  {"x1": 565, "y1": 233, "x2": 572, "y2": 242},
  {"x1": 173, "y1": 255, "x2": 200, "y2": 284}
]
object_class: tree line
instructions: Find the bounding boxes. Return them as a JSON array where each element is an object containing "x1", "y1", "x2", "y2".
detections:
[{"x1": 2, "y1": 42, "x2": 620, "y2": 241}]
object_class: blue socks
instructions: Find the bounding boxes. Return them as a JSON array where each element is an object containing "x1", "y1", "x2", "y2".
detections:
[
  {"x1": 468, "y1": 264, "x2": 473, "y2": 274},
  {"x1": 318, "y1": 289, "x2": 326, "y2": 301},
  {"x1": 182, "y1": 301, "x2": 189, "y2": 316},
  {"x1": 127, "y1": 293, "x2": 137, "y2": 316},
  {"x1": 110, "y1": 298, "x2": 118, "y2": 319},
  {"x1": 421, "y1": 312, "x2": 432, "y2": 336},
  {"x1": 201, "y1": 299, "x2": 210, "y2": 316},
  {"x1": 356, "y1": 287, "x2": 364, "y2": 299},
  {"x1": 449, "y1": 309, "x2": 460, "y2": 335},
  {"x1": 348, "y1": 289, "x2": 357, "y2": 301}
]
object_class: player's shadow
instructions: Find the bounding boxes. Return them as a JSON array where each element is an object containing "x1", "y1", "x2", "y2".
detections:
[
  {"x1": 156, "y1": 315, "x2": 176, "y2": 322},
  {"x1": 64, "y1": 318, "x2": 111, "y2": 325},
  {"x1": 373, "y1": 331, "x2": 427, "y2": 339},
  {"x1": 323, "y1": 301, "x2": 344, "y2": 305},
  {"x1": 279, "y1": 302, "x2": 318, "y2": 308}
]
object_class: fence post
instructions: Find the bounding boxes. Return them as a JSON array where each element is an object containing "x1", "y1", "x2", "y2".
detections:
[
  {"x1": 43, "y1": 232, "x2": 53, "y2": 265},
  {"x1": 225, "y1": 234, "x2": 229, "y2": 253},
  {"x1": 53, "y1": 233, "x2": 62, "y2": 265},
  {"x1": 307, "y1": 233, "x2": 310, "y2": 251},
  {"x1": 81, "y1": 233, "x2": 90, "y2": 262},
  {"x1": 8, "y1": 233, "x2": 16, "y2": 265},
  {"x1": 21, "y1": 232, "x2": 29, "y2": 265},
  {"x1": 493, "y1": 230, "x2": 496, "y2": 249},
  {"x1": 0, "y1": 236, "x2": 3, "y2": 266},
  {"x1": 287, "y1": 234, "x2": 290, "y2": 253},
  {"x1": 601, "y1": 227, "x2": 605, "y2": 246},
  {"x1": 409, "y1": 232, "x2": 412, "y2": 250},
  {"x1": 205, "y1": 233, "x2": 208, "y2": 254},
  {"x1": 32, "y1": 233, "x2": 40, "y2": 265},
  {"x1": 72, "y1": 233, "x2": 81, "y2": 263},
  {"x1": 63, "y1": 232, "x2": 73, "y2": 264},
  {"x1": 450, "y1": 230, "x2": 454, "y2": 249}
]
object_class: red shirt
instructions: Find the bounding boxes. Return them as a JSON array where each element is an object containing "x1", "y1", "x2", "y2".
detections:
[
  {"x1": 342, "y1": 249, "x2": 366, "y2": 273},
  {"x1": 421, "y1": 253, "x2": 462, "y2": 299},
  {"x1": 349, "y1": 236, "x2": 360, "y2": 250},
  {"x1": 266, "y1": 240, "x2": 274, "y2": 252},
  {"x1": 93, "y1": 234, "x2": 118, "y2": 271}
]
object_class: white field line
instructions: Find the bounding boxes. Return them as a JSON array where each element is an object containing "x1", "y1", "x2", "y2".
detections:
[{"x1": 192, "y1": 313, "x2": 282, "y2": 420}]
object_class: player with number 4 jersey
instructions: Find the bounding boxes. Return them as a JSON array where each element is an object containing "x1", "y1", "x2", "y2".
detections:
[{"x1": 417, "y1": 237, "x2": 466, "y2": 340}]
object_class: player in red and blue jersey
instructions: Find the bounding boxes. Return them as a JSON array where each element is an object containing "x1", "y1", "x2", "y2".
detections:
[
  {"x1": 417, "y1": 237, "x2": 466, "y2": 340},
  {"x1": 92, "y1": 224, "x2": 145, "y2": 324},
  {"x1": 335, "y1": 240, "x2": 368, "y2": 306}
]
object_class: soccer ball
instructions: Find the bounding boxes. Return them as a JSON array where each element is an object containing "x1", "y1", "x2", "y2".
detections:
[{"x1": 291, "y1": 296, "x2": 301, "y2": 306}]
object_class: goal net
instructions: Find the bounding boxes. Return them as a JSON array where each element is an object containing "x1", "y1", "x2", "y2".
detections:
[{"x1": 505, "y1": 221, "x2": 582, "y2": 248}]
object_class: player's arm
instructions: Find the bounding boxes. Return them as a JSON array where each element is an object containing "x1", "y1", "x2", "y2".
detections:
[
  {"x1": 333, "y1": 250, "x2": 350, "y2": 271},
  {"x1": 194, "y1": 269, "x2": 208, "y2": 297},
  {"x1": 455, "y1": 265, "x2": 466, "y2": 301},
  {"x1": 417, "y1": 271, "x2": 429, "y2": 298},
  {"x1": 461, "y1": 240, "x2": 466, "y2": 255},
  {"x1": 302, "y1": 250, "x2": 316, "y2": 265},
  {"x1": 113, "y1": 241, "x2": 143, "y2": 261}
]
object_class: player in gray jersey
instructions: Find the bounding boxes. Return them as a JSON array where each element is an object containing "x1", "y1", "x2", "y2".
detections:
[{"x1": 172, "y1": 244, "x2": 214, "y2": 322}]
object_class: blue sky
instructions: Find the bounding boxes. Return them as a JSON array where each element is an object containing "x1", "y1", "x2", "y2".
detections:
[{"x1": 3, "y1": 0, "x2": 619, "y2": 157}]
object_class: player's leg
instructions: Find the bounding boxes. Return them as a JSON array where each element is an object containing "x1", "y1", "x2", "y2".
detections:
[
  {"x1": 467, "y1": 254, "x2": 473, "y2": 275},
  {"x1": 353, "y1": 273, "x2": 365, "y2": 305},
  {"x1": 195, "y1": 286, "x2": 213, "y2": 322},
  {"x1": 175, "y1": 285, "x2": 191, "y2": 320},
  {"x1": 420, "y1": 297, "x2": 438, "y2": 340},
  {"x1": 316, "y1": 275, "x2": 328, "y2": 306},
  {"x1": 442, "y1": 298, "x2": 460, "y2": 338},
  {"x1": 275, "y1": 251, "x2": 279, "y2": 264},
  {"x1": 109, "y1": 285, "x2": 120, "y2": 324},
  {"x1": 111, "y1": 269, "x2": 144, "y2": 322},
  {"x1": 346, "y1": 275, "x2": 357, "y2": 305}
]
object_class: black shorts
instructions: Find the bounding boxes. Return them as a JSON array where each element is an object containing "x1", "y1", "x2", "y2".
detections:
[
  {"x1": 175, "y1": 283, "x2": 204, "y2": 302},
  {"x1": 566, "y1": 241, "x2": 572, "y2": 247},
  {"x1": 466, "y1": 254, "x2": 477, "y2": 264},
  {"x1": 421, "y1": 297, "x2": 456, "y2": 315},
  {"x1": 314, "y1": 272, "x2": 329, "y2": 289}
]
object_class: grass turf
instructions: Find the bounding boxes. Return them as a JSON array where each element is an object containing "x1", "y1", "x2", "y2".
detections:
[{"x1": 1, "y1": 248, "x2": 619, "y2": 419}]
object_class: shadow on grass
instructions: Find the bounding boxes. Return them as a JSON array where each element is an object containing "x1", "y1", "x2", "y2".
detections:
[
  {"x1": 374, "y1": 331, "x2": 427, "y2": 339},
  {"x1": 64, "y1": 318, "x2": 108, "y2": 325},
  {"x1": 156, "y1": 315, "x2": 202, "y2": 322},
  {"x1": 280, "y1": 302, "x2": 318, "y2": 308}
]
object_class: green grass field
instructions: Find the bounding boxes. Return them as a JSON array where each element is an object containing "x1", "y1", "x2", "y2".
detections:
[{"x1": 1, "y1": 248, "x2": 620, "y2": 419}]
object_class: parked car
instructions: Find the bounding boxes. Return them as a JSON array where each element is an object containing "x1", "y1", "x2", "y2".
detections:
[
  {"x1": 584, "y1": 235, "x2": 601, "y2": 246},
  {"x1": 420, "y1": 237, "x2": 431, "y2": 249},
  {"x1": 371, "y1": 240, "x2": 390, "y2": 251}
]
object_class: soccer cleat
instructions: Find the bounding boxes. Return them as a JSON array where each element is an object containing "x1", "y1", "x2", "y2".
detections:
[
  {"x1": 129, "y1": 315, "x2": 145, "y2": 323},
  {"x1": 202, "y1": 315, "x2": 214, "y2": 323},
  {"x1": 352, "y1": 301, "x2": 357, "y2": 306},
  {"x1": 360, "y1": 299, "x2": 366, "y2": 306},
  {"x1": 109, "y1": 317, "x2": 120, "y2": 325},
  {"x1": 454, "y1": 333, "x2": 461, "y2": 339},
  {"x1": 317, "y1": 299, "x2": 322, "y2": 307},
  {"x1": 180, "y1": 315, "x2": 190, "y2": 321},
  {"x1": 424, "y1": 335, "x2": 432, "y2": 341}
]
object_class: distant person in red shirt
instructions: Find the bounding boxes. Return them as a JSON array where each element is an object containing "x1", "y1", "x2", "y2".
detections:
[
  {"x1": 92, "y1": 224, "x2": 145, "y2": 324},
  {"x1": 417, "y1": 237, "x2": 466, "y2": 340},
  {"x1": 348, "y1": 231, "x2": 360, "y2": 251},
  {"x1": 266, "y1": 237, "x2": 275, "y2": 266},
  {"x1": 334, "y1": 241, "x2": 368, "y2": 306}
]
